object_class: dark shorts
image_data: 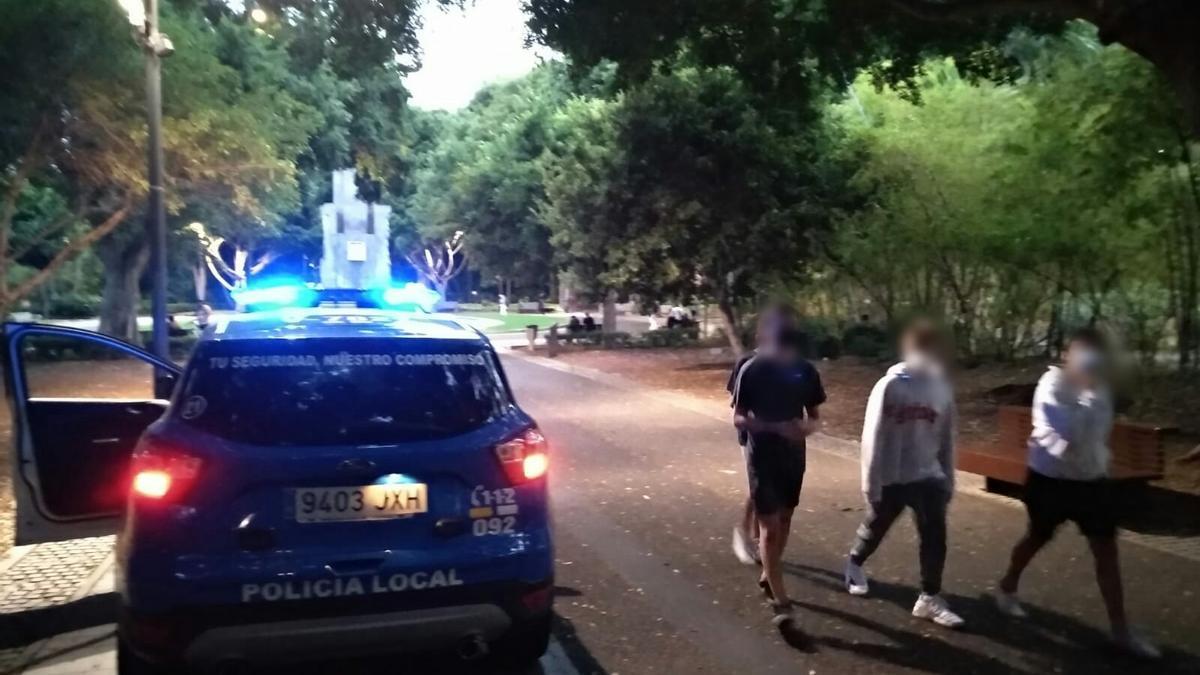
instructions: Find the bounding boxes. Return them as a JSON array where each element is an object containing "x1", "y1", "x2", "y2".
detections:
[
  {"x1": 747, "y1": 444, "x2": 805, "y2": 515},
  {"x1": 1023, "y1": 469, "x2": 1117, "y2": 539}
]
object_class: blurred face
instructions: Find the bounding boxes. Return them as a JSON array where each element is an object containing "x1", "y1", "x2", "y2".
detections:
[
  {"x1": 901, "y1": 332, "x2": 944, "y2": 365},
  {"x1": 1065, "y1": 340, "x2": 1106, "y2": 380},
  {"x1": 755, "y1": 311, "x2": 795, "y2": 349}
]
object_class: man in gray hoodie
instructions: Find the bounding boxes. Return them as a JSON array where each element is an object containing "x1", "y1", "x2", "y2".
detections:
[{"x1": 843, "y1": 320, "x2": 964, "y2": 628}]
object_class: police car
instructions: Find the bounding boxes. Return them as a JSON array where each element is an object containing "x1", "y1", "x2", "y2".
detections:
[{"x1": 3, "y1": 286, "x2": 554, "y2": 673}]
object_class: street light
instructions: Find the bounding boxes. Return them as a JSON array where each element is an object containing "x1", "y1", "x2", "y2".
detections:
[
  {"x1": 117, "y1": 0, "x2": 172, "y2": 360},
  {"x1": 250, "y1": 8, "x2": 269, "y2": 24}
]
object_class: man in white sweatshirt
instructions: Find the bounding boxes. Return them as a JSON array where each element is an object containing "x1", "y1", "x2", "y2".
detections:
[
  {"x1": 843, "y1": 320, "x2": 964, "y2": 628},
  {"x1": 994, "y1": 328, "x2": 1159, "y2": 659}
]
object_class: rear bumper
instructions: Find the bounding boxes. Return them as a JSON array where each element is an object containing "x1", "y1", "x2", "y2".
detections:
[
  {"x1": 120, "y1": 578, "x2": 553, "y2": 667},
  {"x1": 184, "y1": 604, "x2": 511, "y2": 669}
]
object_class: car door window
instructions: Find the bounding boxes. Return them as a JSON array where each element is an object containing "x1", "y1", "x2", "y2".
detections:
[
  {"x1": 21, "y1": 333, "x2": 156, "y2": 400},
  {"x1": 12, "y1": 330, "x2": 170, "y2": 520}
]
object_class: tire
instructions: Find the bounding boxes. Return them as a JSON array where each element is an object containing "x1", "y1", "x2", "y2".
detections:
[
  {"x1": 117, "y1": 640, "x2": 165, "y2": 675},
  {"x1": 490, "y1": 613, "x2": 552, "y2": 667}
]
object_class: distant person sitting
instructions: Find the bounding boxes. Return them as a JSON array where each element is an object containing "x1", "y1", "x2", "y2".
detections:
[
  {"x1": 167, "y1": 315, "x2": 189, "y2": 337},
  {"x1": 583, "y1": 313, "x2": 597, "y2": 332},
  {"x1": 668, "y1": 305, "x2": 686, "y2": 329},
  {"x1": 567, "y1": 315, "x2": 583, "y2": 334},
  {"x1": 195, "y1": 303, "x2": 213, "y2": 330}
]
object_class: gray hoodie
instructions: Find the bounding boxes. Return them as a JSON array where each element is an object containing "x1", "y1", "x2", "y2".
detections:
[{"x1": 860, "y1": 358, "x2": 956, "y2": 502}]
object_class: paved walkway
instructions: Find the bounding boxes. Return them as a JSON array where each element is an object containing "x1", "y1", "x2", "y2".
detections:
[
  {"x1": 522, "y1": 354, "x2": 1200, "y2": 564},
  {"x1": 0, "y1": 538, "x2": 114, "y2": 674},
  {"x1": 2, "y1": 352, "x2": 1197, "y2": 674},
  {"x1": 505, "y1": 353, "x2": 1200, "y2": 673}
]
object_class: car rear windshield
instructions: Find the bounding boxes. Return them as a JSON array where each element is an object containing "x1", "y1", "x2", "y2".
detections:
[{"x1": 174, "y1": 338, "x2": 511, "y2": 446}]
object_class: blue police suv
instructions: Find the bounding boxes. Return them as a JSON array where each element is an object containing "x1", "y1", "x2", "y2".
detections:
[{"x1": 3, "y1": 300, "x2": 553, "y2": 673}]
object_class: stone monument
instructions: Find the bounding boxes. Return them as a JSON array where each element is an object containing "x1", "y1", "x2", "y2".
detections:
[{"x1": 319, "y1": 169, "x2": 391, "y2": 289}]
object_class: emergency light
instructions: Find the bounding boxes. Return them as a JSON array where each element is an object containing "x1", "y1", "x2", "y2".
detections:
[
  {"x1": 230, "y1": 280, "x2": 441, "y2": 312},
  {"x1": 376, "y1": 283, "x2": 441, "y2": 312},
  {"x1": 231, "y1": 280, "x2": 315, "y2": 309}
]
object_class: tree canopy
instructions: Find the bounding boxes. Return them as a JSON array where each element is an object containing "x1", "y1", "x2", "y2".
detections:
[{"x1": 525, "y1": 0, "x2": 1199, "y2": 134}]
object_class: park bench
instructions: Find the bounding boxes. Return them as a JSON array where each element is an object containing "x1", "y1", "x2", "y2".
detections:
[{"x1": 958, "y1": 405, "x2": 1167, "y2": 487}]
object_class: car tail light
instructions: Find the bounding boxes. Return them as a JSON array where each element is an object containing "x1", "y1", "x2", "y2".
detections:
[
  {"x1": 130, "y1": 440, "x2": 202, "y2": 502},
  {"x1": 495, "y1": 428, "x2": 549, "y2": 485}
]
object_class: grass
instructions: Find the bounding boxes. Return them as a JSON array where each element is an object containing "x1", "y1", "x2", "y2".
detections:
[{"x1": 456, "y1": 311, "x2": 561, "y2": 333}]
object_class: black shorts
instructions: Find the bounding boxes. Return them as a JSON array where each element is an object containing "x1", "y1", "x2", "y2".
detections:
[
  {"x1": 747, "y1": 444, "x2": 805, "y2": 515},
  {"x1": 1023, "y1": 469, "x2": 1117, "y2": 539}
]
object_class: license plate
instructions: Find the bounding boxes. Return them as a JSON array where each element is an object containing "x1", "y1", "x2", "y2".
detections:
[{"x1": 294, "y1": 484, "x2": 428, "y2": 523}]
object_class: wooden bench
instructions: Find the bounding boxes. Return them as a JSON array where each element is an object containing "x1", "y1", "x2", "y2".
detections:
[{"x1": 958, "y1": 405, "x2": 1167, "y2": 485}]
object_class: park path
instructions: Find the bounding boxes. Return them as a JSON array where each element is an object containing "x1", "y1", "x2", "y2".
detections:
[{"x1": 1, "y1": 351, "x2": 1198, "y2": 674}]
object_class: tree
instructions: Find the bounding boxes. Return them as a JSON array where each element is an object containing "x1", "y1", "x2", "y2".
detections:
[
  {"x1": 268, "y1": 0, "x2": 462, "y2": 214},
  {"x1": 883, "y1": 1, "x2": 1200, "y2": 136},
  {"x1": 90, "y1": 4, "x2": 320, "y2": 340},
  {"x1": 541, "y1": 63, "x2": 842, "y2": 353},
  {"x1": 0, "y1": 0, "x2": 143, "y2": 319},
  {"x1": 525, "y1": 0, "x2": 1200, "y2": 135},
  {"x1": 821, "y1": 28, "x2": 1195, "y2": 364},
  {"x1": 408, "y1": 65, "x2": 586, "y2": 300},
  {"x1": 404, "y1": 231, "x2": 467, "y2": 297}
]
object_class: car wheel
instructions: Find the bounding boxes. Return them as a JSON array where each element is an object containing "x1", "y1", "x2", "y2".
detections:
[
  {"x1": 490, "y1": 613, "x2": 552, "y2": 667},
  {"x1": 117, "y1": 640, "x2": 165, "y2": 675}
]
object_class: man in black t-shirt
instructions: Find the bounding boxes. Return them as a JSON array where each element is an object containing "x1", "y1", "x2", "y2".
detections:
[
  {"x1": 727, "y1": 306, "x2": 796, "y2": 566},
  {"x1": 732, "y1": 315, "x2": 826, "y2": 627}
]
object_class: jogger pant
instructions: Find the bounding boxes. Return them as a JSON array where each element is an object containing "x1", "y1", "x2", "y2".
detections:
[{"x1": 849, "y1": 478, "x2": 949, "y2": 595}]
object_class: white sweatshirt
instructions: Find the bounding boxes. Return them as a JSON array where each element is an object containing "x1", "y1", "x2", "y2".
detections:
[
  {"x1": 860, "y1": 359, "x2": 956, "y2": 502},
  {"x1": 1027, "y1": 366, "x2": 1112, "y2": 481}
]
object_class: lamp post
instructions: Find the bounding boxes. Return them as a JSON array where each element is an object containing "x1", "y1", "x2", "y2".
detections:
[{"x1": 118, "y1": 0, "x2": 172, "y2": 359}]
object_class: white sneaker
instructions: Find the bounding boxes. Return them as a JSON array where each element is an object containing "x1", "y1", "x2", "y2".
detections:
[
  {"x1": 732, "y1": 526, "x2": 759, "y2": 566},
  {"x1": 1114, "y1": 630, "x2": 1161, "y2": 660},
  {"x1": 993, "y1": 588, "x2": 1027, "y2": 618},
  {"x1": 912, "y1": 593, "x2": 965, "y2": 629},
  {"x1": 844, "y1": 559, "x2": 869, "y2": 596}
]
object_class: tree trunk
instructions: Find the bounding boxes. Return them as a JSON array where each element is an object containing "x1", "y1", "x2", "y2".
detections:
[
  {"x1": 716, "y1": 293, "x2": 744, "y2": 357},
  {"x1": 601, "y1": 289, "x2": 617, "y2": 333},
  {"x1": 97, "y1": 238, "x2": 150, "y2": 343},
  {"x1": 192, "y1": 253, "x2": 207, "y2": 303}
]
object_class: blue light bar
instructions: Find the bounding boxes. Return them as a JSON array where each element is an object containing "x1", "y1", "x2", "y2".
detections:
[
  {"x1": 379, "y1": 283, "x2": 440, "y2": 312},
  {"x1": 231, "y1": 282, "x2": 315, "y2": 309}
]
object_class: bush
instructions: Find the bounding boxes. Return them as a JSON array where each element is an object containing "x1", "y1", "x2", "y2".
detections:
[
  {"x1": 44, "y1": 295, "x2": 101, "y2": 319},
  {"x1": 815, "y1": 335, "x2": 843, "y2": 360},
  {"x1": 567, "y1": 330, "x2": 633, "y2": 348},
  {"x1": 842, "y1": 324, "x2": 891, "y2": 359},
  {"x1": 640, "y1": 328, "x2": 697, "y2": 348}
]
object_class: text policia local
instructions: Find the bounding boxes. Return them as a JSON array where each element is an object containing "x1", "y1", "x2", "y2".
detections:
[{"x1": 242, "y1": 569, "x2": 464, "y2": 603}]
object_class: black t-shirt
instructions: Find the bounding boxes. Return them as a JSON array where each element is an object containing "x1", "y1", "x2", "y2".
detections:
[{"x1": 732, "y1": 355, "x2": 826, "y2": 455}]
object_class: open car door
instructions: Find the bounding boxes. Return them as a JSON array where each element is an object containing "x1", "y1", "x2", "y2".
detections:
[{"x1": 2, "y1": 323, "x2": 182, "y2": 545}]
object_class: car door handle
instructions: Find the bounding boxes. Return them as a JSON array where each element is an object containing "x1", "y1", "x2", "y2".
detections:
[{"x1": 91, "y1": 437, "x2": 122, "y2": 445}]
